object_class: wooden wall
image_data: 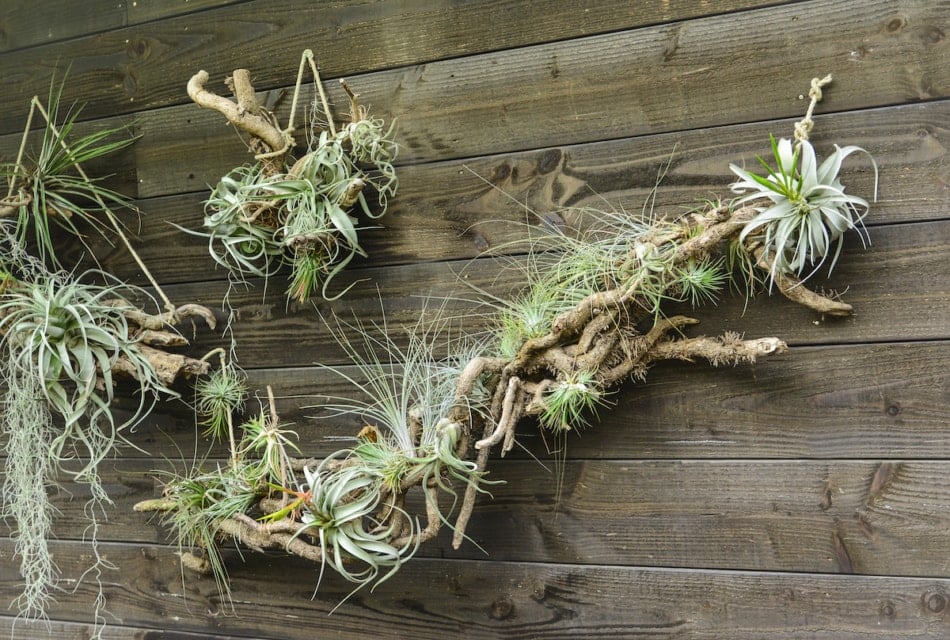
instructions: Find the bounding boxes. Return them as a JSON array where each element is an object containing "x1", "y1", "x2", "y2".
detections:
[{"x1": 1, "y1": 0, "x2": 948, "y2": 637}]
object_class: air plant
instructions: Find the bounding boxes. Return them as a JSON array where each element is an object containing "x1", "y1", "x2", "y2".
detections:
[
  {"x1": 195, "y1": 362, "x2": 248, "y2": 445},
  {"x1": 730, "y1": 134, "x2": 878, "y2": 283},
  {"x1": 674, "y1": 257, "x2": 729, "y2": 307},
  {"x1": 296, "y1": 458, "x2": 417, "y2": 602},
  {"x1": 239, "y1": 409, "x2": 300, "y2": 487},
  {"x1": 0, "y1": 76, "x2": 138, "y2": 269},
  {"x1": 155, "y1": 463, "x2": 262, "y2": 600},
  {"x1": 198, "y1": 163, "x2": 286, "y2": 280},
  {"x1": 0, "y1": 270, "x2": 179, "y2": 628},
  {"x1": 0, "y1": 272, "x2": 175, "y2": 465},
  {"x1": 537, "y1": 369, "x2": 610, "y2": 433}
]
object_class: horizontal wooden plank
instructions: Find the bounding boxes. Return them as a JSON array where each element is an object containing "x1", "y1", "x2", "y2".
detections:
[
  {"x1": 0, "y1": 0, "x2": 790, "y2": 133},
  {"x1": 104, "y1": 101, "x2": 946, "y2": 283},
  {"x1": 1, "y1": 539, "x2": 948, "y2": 638},
  {"x1": 103, "y1": 218, "x2": 947, "y2": 372},
  {"x1": 119, "y1": 0, "x2": 949, "y2": 183},
  {"x1": 0, "y1": 617, "x2": 244, "y2": 640},
  {"x1": 9, "y1": 458, "x2": 950, "y2": 579},
  {"x1": 0, "y1": 1, "x2": 246, "y2": 53},
  {"x1": 0, "y1": 1, "x2": 125, "y2": 52},
  {"x1": 127, "y1": 0, "x2": 251, "y2": 26}
]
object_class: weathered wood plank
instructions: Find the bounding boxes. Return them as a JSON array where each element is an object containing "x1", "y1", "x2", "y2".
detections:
[
  {"x1": 0, "y1": 617, "x2": 245, "y2": 640},
  {"x1": 0, "y1": 1, "x2": 125, "y2": 52},
  {"x1": 126, "y1": 0, "x2": 251, "y2": 26},
  {"x1": 0, "y1": 0, "x2": 793, "y2": 133},
  {"x1": 10, "y1": 457, "x2": 950, "y2": 579},
  {"x1": 455, "y1": 460, "x2": 950, "y2": 577},
  {"x1": 105, "y1": 101, "x2": 947, "y2": 282},
  {"x1": 0, "y1": 0, "x2": 248, "y2": 53},
  {"x1": 102, "y1": 218, "x2": 947, "y2": 371},
  {"x1": 1, "y1": 539, "x2": 948, "y2": 638},
  {"x1": 118, "y1": 0, "x2": 949, "y2": 184}
]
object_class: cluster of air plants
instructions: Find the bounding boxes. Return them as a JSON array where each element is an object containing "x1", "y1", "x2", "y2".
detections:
[
  {"x1": 0, "y1": 77, "x2": 215, "y2": 632},
  {"x1": 187, "y1": 50, "x2": 398, "y2": 302},
  {"x1": 137, "y1": 75, "x2": 877, "y2": 605},
  {"x1": 138, "y1": 312, "x2": 487, "y2": 604}
]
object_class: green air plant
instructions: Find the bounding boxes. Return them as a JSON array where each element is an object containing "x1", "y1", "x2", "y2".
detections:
[
  {"x1": 537, "y1": 369, "x2": 610, "y2": 433},
  {"x1": 295, "y1": 457, "x2": 417, "y2": 606},
  {"x1": 155, "y1": 463, "x2": 262, "y2": 600},
  {"x1": 186, "y1": 50, "x2": 398, "y2": 302},
  {"x1": 0, "y1": 76, "x2": 138, "y2": 270},
  {"x1": 0, "y1": 270, "x2": 197, "y2": 628},
  {"x1": 141, "y1": 387, "x2": 301, "y2": 603}
]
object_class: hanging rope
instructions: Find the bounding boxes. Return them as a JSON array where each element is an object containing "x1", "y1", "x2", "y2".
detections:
[{"x1": 794, "y1": 74, "x2": 832, "y2": 144}]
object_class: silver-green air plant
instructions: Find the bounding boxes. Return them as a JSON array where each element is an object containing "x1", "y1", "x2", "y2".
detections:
[
  {"x1": 0, "y1": 272, "x2": 174, "y2": 464},
  {"x1": 0, "y1": 271, "x2": 176, "y2": 627},
  {"x1": 316, "y1": 311, "x2": 485, "y2": 497},
  {"x1": 295, "y1": 457, "x2": 417, "y2": 606},
  {"x1": 730, "y1": 134, "x2": 877, "y2": 285}
]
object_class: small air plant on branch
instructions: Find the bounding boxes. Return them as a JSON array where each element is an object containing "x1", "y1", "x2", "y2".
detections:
[
  {"x1": 187, "y1": 50, "x2": 398, "y2": 302},
  {"x1": 0, "y1": 74, "x2": 138, "y2": 269}
]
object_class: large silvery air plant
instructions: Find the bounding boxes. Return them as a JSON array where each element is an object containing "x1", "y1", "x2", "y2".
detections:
[{"x1": 730, "y1": 135, "x2": 876, "y2": 284}]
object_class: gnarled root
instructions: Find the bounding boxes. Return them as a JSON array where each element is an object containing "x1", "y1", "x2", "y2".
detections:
[{"x1": 187, "y1": 69, "x2": 291, "y2": 159}]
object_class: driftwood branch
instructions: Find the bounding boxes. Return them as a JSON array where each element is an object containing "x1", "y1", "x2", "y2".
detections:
[
  {"x1": 138, "y1": 198, "x2": 859, "y2": 575},
  {"x1": 187, "y1": 70, "x2": 290, "y2": 156}
]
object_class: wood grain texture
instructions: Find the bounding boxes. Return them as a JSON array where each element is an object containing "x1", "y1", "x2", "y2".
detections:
[
  {"x1": 89, "y1": 218, "x2": 947, "y2": 371},
  {"x1": 0, "y1": 0, "x2": 787, "y2": 133},
  {"x1": 0, "y1": 1, "x2": 125, "y2": 52},
  {"x1": 126, "y1": 0, "x2": 251, "y2": 26},
  {"x1": 10, "y1": 457, "x2": 950, "y2": 579},
  {"x1": 111, "y1": 0, "x2": 950, "y2": 180},
  {"x1": 1, "y1": 539, "x2": 948, "y2": 639},
  {"x1": 0, "y1": 617, "x2": 246, "y2": 640}
]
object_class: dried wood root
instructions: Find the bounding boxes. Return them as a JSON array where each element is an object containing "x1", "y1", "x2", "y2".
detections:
[
  {"x1": 136, "y1": 200, "x2": 861, "y2": 582},
  {"x1": 187, "y1": 69, "x2": 291, "y2": 162},
  {"x1": 447, "y1": 202, "x2": 847, "y2": 547}
]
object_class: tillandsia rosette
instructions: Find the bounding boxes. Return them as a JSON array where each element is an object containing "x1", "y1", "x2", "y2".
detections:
[{"x1": 730, "y1": 134, "x2": 877, "y2": 284}]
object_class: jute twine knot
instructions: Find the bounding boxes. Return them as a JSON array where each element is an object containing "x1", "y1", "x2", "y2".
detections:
[{"x1": 794, "y1": 74, "x2": 833, "y2": 143}]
